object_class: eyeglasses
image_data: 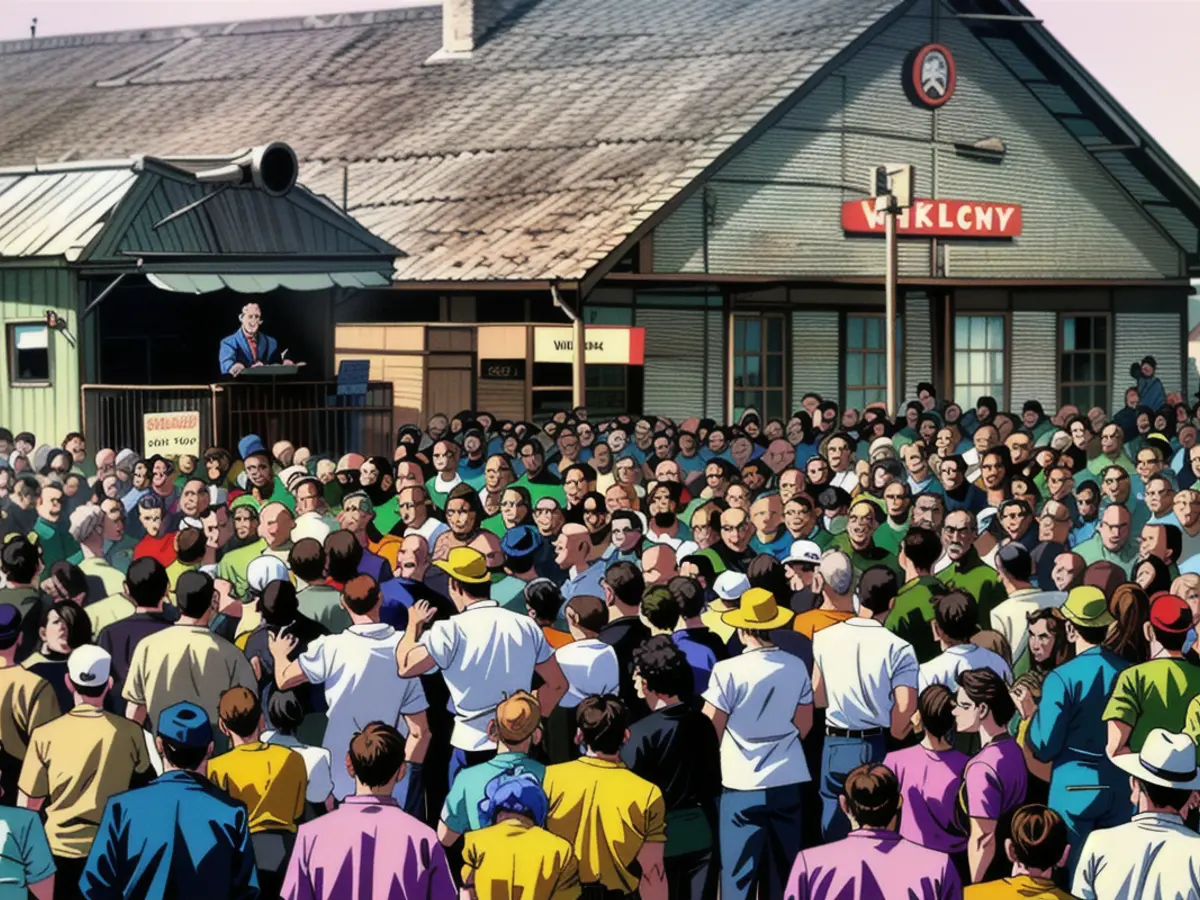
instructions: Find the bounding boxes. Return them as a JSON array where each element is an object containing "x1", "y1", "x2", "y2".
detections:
[
  {"x1": 720, "y1": 523, "x2": 745, "y2": 533},
  {"x1": 533, "y1": 507, "x2": 557, "y2": 516}
]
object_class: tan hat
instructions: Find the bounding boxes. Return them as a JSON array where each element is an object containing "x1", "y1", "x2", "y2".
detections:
[
  {"x1": 721, "y1": 587, "x2": 794, "y2": 630},
  {"x1": 494, "y1": 691, "x2": 541, "y2": 744},
  {"x1": 1060, "y1": 585, "x2": 1114, "y2": 628}
]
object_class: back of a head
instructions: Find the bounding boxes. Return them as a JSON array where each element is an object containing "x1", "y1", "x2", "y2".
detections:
[
  {"x1": 343, "y1": 574, "x2": 380, "y2": 618},
  {"x1": 218, "y1": 686, "x2": 261, "y2": 739},
  {"x1": 523, "y1": 578, "x2": 563, "y2": 623},
  {"x1": 667, "y1": 575, "x2": 705, "y2": 619},
  {"x1": 494, "y1": 691, "x2": 541, "y2": 746},
  {"x1": 566, "y1": 594, "x2": 608, "y2": 634},
  {"x1": 843, "y1": 764, "x2": 901, "y2": 829},
  {"x1": 857, "y1": 565, "x2": 899, "y2": 616},
  {"x1": 640, "y1": 586, "x2": 680, "y2": 631},
  {"x1": 175, "y1": 528, "x2": 206, "y2": 565},
  {"x1": 902, "y1": 527, "x2": 942, "y2": 572},
  {"x1": 747, "y1": 554, "x2": 789, "y2": 598},
  {"x1": 266, "y1": 689, "x2": 306, "y2": 735},
  {"x1": 478, "y1": 770, "x2": 549, "y2": 829},
  {"x1": 818, "y1": 551, "x2": 854, "y2": 596},
  {"x1": 934, "y1": 589, "x2": 978, "y2": 642},
  {"x1": 325, "y1": 530, "x2": 364, "y2": 581},
  {"x1": 575, "y1": 695, "x2": 628, "y2": 755},
  {"x1": 261, "y1": 580, "x2": 299, "y2": 626},
  {"x1": 1009, "y1": 805, "x2": 1069, "y2": 872},
  {"x1": 958, "y1": 667, "x2": 1016, "y2": 724},
  {"x1": 631, "y1": 634, "x2": 692, "y2": 699},
  {"x1": 604, "y1": 560, "x2": 645, "y2": 608},
  {"x1": 175, "y1": 570, "x2": 215, "y2": 619},
  {"x1": 0, "y1": 536, "x2": 39, "y2": 584},
  {"x1": 917, "y1": 684, "x2": 956, "y2": 742},
  {"x1": 125, "y1": 556, "x2": 168, "y2": 608},
  {"x1": 996, "y1": 542, "x2": 1033, "y2": 583},
  {"x1": 349, "y1": 722, "x2": 406, "y2": 787},
  {"x1": 288, "y1": 538, "x2": 325, "y2": 583}
]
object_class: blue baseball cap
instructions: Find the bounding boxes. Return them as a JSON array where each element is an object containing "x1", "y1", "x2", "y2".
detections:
[
  {"x1": 500, "y1": 524, "x2": 542, "y2": 560},
  {"x1": 237, "y1": 434, "x2": 267, "y2": 461},
  {"x1": 157, "y1": 701, "x2": 213, "y2": 749}
]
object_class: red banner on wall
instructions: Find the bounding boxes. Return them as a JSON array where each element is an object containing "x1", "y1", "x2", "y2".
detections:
[{"x1": 841, "y1": 198, "x2": 1023, "y2": 238}]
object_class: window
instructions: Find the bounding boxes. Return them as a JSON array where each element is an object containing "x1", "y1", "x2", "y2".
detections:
[
  {"x1": 733, "y1": 314, "x2": 786, "y2": 419},
  {"x1": 585, "y1": 366, "x2": 629, "y2": 418},
  {"x1": 844, "y1": 314, "x2": 887, "y2": 410},
  {"x1": 954, "y1": 315, "x2": 1005, "y2": 407},
  {"x1": 1060, "y1": 315, "x2": 1108, "y2": 410},
  {"x1": 8, "y1": 324, "x2": 50, "y2": 384}
]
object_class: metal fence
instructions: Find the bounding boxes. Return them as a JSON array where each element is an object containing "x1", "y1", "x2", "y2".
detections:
[{"x1": 82, "y1": 381, "x2": 394, "y2": 457}]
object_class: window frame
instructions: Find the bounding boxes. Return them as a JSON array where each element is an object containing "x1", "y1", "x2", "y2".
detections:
[
  {"x1": 1058, "y1": 312, "x2": 1111, "y2": 412},
  {"x1": 7, "y1": 321, "x2": 52, "y2": 388},
  {"x1": 731, "y1": 312, "x2": 788, "y2": 420},
  {"x1": 951, "y1": 312, "x2": 1009, "y2": 410},
  {"x1": 843, "y1": 311, "x2": 899, "y2": 411}
]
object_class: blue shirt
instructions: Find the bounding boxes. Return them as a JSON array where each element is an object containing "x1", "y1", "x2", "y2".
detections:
[
  {"x1": 560, "y1": 562, "x2": 607, "y2": 604},
  {"x1": 440, "y1": 751, "x2": 546, "y2": 835},
  {"x1": 750, "y1": 529, "x2": 792, "y2": 562},
  {"x1": 673, "y1": 632, "x2": 718, "y2": 695},
  {"x1": 81, "y1": 770, "x2": 258, "y2": 900},
  {"x1": 0, "y1": 807, "x2": 53, "y2": 897}
]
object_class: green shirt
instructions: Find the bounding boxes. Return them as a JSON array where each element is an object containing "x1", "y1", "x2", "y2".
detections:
[
  {"x1": 33, "y1": 518, "x2": 81, "y2": 568},
  {"x1": 1074, "y1": 533, "x2": 1139, "y2": 576},
  {"x1": 885, "y1": 575, "x2": 946, "y2": 664},
  {"x1": 873, "y1": 519, "x2": 909, "y2": 557},
  {"x1": 514, "y1": 476, "x2": 567, "y2": 509},
  {"x1": 939, "y1": 550, "x2": 1007, "y2": 623},
  {"x1": 1103, "y1": 657, "x2": 1200, "y2": 753},
  {"x1": 216, "y1": 539, "x2": 268, "y2": 601},
  {"x1": 1088, "y1": 452, "x2": 1136, "y2": 478},
  {"x1": 296, "y1": 584, "x2": 351, "y2": 634},
  {"x1": 829, "y1": 534, "x2": 901, "y2": 580}
]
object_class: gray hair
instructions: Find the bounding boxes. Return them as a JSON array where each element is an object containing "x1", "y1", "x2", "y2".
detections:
[
  {"x1": 818, "y1": 550, "x2": 854, "y2": 595},
  {"x1": 68, "y1": 503, "x2": 106, "y2": 543},
  {"x1": 342, "y1": 491, "x2": 374, "y2": 515}
]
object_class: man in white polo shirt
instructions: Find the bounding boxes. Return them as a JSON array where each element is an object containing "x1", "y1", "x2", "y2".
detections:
[
  {"x1": 701, "y1": 587, "x2": 812, "y2": 900},
  {"x1": 811, "y1": 564, "x2": 918, "y2": 843},
  {"x1": 395, "y1": 547, "x2": 568, "y2": 786}
]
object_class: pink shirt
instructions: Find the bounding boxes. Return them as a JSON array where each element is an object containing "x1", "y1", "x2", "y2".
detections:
[
  {"x1": 282, "y1": 796, "x2": 455, "y2": 900},
  {"x1": 884, "y1": 744, "x2": 969, "y2": 854},
  {"x1": 785, "y1": 830, "x2": 961, "y2": 900}
]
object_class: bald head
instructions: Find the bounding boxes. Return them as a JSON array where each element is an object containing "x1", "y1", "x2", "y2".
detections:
[
  {"x1": 555, "y1": 522, "x2": 592, "y2": 569},
  {"x1": 398, "y1": 533, "x2": 429, "y2": 580},
  {"x1": 720, "y1": 506, "x2": 752, "y2": 552},
  {"x1": 1099, "y1": 504, "x2": 1131, "y2": 552},
  {"x1": 641, "y1": 543, "x2": 678, "y2": 587}
]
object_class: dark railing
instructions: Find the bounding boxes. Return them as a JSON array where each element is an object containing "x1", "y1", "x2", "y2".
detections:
[{"x1": 82, "y1": 381, "x2": 394, "y2": 457}]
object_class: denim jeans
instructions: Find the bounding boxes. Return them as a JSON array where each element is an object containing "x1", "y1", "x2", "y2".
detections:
[
  {"x1": 718, "y1": 783, "x2": 804, "y2": 900},
  {"x1": 819, "y1": 734, "x2": 888, "y2": 842}
]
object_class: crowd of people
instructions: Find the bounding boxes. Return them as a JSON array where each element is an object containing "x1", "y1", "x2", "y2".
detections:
[{"x1": 0, "y1": 362, "x2": 1199, "y2": 900}]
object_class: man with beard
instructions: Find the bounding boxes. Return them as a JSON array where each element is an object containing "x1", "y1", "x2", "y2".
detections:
[
  {"x1": 938, "y1": 509, "x2": 1005, "y2": 620},
  {"x1": 201, "y1": 447, "x2": 234, "y2": 505},
  {"x1": 645, "y1": 482, "x2": 695, "y2": 557},
  {"x1": 831, "y1": 499, "x2": 901, "y2": 580}
]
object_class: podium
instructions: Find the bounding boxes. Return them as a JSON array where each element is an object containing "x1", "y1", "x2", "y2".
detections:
[{"x1": 235, "y1": 364, "x2": 304, "y2": 377}]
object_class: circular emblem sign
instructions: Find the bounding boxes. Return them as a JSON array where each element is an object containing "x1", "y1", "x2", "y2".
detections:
[{"x1": 910, "y1": 44, "x2": 956, "y2": 107}]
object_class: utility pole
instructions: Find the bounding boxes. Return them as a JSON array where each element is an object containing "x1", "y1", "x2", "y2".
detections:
[{"x1": 871, "y1": 164, "x2": 913, "y2": 416}]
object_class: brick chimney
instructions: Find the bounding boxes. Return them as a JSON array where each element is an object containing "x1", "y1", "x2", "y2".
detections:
[{"x1": 442, "y1": 0, "x2": 526, "y2": 54}]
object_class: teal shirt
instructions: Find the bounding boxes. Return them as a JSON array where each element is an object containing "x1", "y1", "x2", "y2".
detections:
[
  {"x1": 493, "y1": 575, "x2": 533, "y2": 613},
  {"x1": 1075, "y1": 533, "x2": 1139, "y2": 576},
  {"x1": 750, "y1": 529, "x2": 792, "y2": 561},
  {"x1": 441, "y1": 751, "x2": 546, "y2": 834},
  {"x1": 33, "y1": 517, "x2": 81, "y2": 568},
  {"x1": 0, "y1": 806, "x2": 54, "y2": 896}
]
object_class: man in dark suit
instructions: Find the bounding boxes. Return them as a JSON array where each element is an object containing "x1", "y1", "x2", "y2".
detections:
[{"x1": 218, "y1": 302, "x2": 282, "y2": 376}]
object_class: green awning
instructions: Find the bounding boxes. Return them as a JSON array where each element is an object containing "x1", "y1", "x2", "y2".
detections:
[{"x1": 146, "y1": 270, "x2": 392, "y2": 294}]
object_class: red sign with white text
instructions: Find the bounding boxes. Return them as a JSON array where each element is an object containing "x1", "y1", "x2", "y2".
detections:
[{"x1": 842, "y1": 198, "x2": 1023, "y2": 238}]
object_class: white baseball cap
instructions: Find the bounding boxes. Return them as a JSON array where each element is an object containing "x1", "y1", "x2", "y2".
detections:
[
  {"x1": 246, "y1": 555, "x2": 291, "y2": 595},
  {"x1": 68, "y1": 645, "x2": 112, "y2": 688},
  {"x1": 783, "y1": 540, "x2": 822, "y2": 566},
  {"x1": 714, "y1": 571, "x2": 751, "y2": 601}
]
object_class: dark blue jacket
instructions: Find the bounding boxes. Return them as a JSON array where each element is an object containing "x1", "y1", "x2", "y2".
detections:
[
  {"x1": 218, "y1": 329, "x2": 279, "y2": 374},
  {"x1": 81, "y1": 770, "x2": 258, "y2": 900}
]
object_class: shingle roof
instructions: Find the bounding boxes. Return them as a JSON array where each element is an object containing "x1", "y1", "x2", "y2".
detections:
[{"x1": 0, "y1": 0, "x2": 907, "y2": 282}]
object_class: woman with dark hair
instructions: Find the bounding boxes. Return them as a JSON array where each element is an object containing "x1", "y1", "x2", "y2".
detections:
[
  {"x1": 24, "y1": 599, "x2": 94, "y2": 712},
  {"x1": 432, "y1": 482, "x2": 486, "y2": 561},
  {"x1": 1132, "y1": 556, "x2": 1172, "y2": 596},
  {"x1": 1104, "y1": 583, "x2": 1152, "y2": 664},
  {"x1": 977, "y1": 447, "x2": 1012, "y2": 508},
  {"x1": 865, "y1": 459, "x2": 904, "y2": 500},
  {"x1": 358, "y1": 456, "x2": 395, "y2": 508},
  {"x1": 1019, "y1": 607, "x2": 1075, "y2": 676}
]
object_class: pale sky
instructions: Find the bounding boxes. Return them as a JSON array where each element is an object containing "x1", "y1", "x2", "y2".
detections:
[{"x1": 3, "y1": 0, "x2": 1199, "y2": 181}]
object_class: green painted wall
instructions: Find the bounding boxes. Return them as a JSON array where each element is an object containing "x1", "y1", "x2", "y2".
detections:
[{"x1": 0, "y1": 266, "x2": 83, "y2": 442}]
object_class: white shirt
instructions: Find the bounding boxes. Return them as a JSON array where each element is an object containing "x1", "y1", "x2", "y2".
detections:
[
  {"x1": 555, "y1": 638, "x2": 619, "y2": 708},
  {"x1": 918, "y1": 643, "x2": 1013, "y2": 693},
  {"x1": 831, "y1": 469, "x2": 858, "y2": 494},
  {"x1": 989, "y1": 588, "x2": 1066, "y2": 665},
  {"x1": 1073, "y1": 813, "x2": 1200, "y2": 900},
  {"x1": 701, "y1": 646, "x2": 813, "y2": 790},
  {"x1": 291, "y1": 510, "x2": 340, "y2": 545},
  {"x1": 421, "y1": 599, "x2": 552, "y2": 751},
  {"x1": 298, "y1": 622, "x2": 428, "y2": 800},
  {"x1": 261, "y1": 730, "x2": 334, "y2": 804},
  {"x1": 408, "y1": 516, "x2": 449, "y2": 549},
  {"x1": 432, "y1": 473, "x2": 463, "y2": 496},
  {"x1": 644, "y1": 530, "x2": 699, "y2": 560},
  {"x1": 813, "y1": 618, "x2": 919, "y2": 731}
]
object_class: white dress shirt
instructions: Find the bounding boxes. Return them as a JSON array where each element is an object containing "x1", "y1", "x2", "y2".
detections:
[
  {"x1": 989, "y1": 588, "x2": 1066, "y2": 664},
  {"x1": 918, "y1": 642, "x2": 1013, "y2": 693},
  {"x1": 554, "y1": 637, "x2": 620, "y2": 708},
  {"x1": 1073, "y1": 813, "x2": 1200, "y2": 900},
  {"x1": 813, "y1": 618, "x2": 919, "y2": 731}
]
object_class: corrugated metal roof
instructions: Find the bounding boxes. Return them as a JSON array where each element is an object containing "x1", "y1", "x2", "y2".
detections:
[
  {"x1": 0, "y1": 165, "x2": 137, "y2": 260},
  {"x1": 0, "y1": 0, "x2": 909, "y2": 282}
]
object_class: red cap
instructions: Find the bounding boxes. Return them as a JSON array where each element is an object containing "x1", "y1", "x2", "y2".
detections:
[{"x1": 1149, "y1": 594, "x2": 1193, "y2": 634}]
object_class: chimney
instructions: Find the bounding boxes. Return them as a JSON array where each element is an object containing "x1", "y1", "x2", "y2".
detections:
[{"x1": 442, "y1": 0, "x2": 525, "y2": 55}]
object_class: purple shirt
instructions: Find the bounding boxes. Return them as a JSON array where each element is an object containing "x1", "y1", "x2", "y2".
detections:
[
  {"x1": 282, "y1": 796, "x2": 455, "y2": 900},
  {"x1": 884, "y1": 744, "x2": 969, "y2": 854},
  {"x1": 358, "y1": 548, "x2": 393, "y2": 585},
  {"x1": 964, "y1": 737, "x2": 1027, "y2": 820},
  {"x1": 785, "y1": 829, "x2": 961, "y2": 900}
]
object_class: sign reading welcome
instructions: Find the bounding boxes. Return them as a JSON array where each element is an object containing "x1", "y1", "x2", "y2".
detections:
[
  {"x1": 533, "y1": 326, "x2": 646, "y2": 365},
  {"x1": 842, "y1": 198, "x2": 1023, "y2": 238}
]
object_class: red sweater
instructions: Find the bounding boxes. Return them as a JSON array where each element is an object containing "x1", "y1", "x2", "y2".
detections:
[{"x1": 134, "y1": 532, "x2": 178, "y2": 568}]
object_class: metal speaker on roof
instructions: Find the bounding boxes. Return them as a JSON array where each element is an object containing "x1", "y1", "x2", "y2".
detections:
[{"x1": 194, "y1": 142, "x2": 298, "y2": 197}]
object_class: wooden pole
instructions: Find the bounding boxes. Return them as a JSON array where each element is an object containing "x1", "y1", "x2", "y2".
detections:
[{"x1": 885, "y1": 207, "x2": 898, "y2": 415}]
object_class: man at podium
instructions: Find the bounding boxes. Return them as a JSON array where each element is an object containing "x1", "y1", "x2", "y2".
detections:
[{"x1": 219, "y1": 302, "x2": 299, "y2": 376}]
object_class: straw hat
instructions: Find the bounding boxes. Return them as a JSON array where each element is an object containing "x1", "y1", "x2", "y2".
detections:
[{"x1": 720, "y1": 587, "x2": 794, "y2": 631}]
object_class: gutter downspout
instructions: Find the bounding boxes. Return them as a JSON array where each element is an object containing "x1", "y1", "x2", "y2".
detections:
[{"x1": 551, "y1": 283, "x2": 585, "y2": 409}]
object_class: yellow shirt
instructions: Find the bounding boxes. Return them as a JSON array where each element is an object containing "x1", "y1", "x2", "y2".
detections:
[
  {"x1": 965, "y1": 875, "x2": 1075, "y2": 899},
  {"x1": 18, "y1": 705, "x2": 150, "y2": 858},
  {"x1": 793, "y1": 608, "x2": 855, "y2": 639},
  {"x1": 701, "y1": 602, "x2": 736, "y2": 643},
  {"x1": 79, "y1": 557, "x2": 127, "y2": 599},
  {"x1": 463, "y1": 820, "x2": 579, "y2": 900},
  {"x1": 84, "y1": 594, "x2": 137, "y2": 637},
  {"x1": 543, "y1": 757, "x2": 666, "y2": 893},
  {"x1": 207, "y1": 741, "x2": 307, "y2": 834},
  {"x1": 165, "y1": 559, "x2": 200, "y2": 599},
  {"x1": 0, "y1": 660, "x2": 61, "y2": 761},
  {"x1": 122, "y1": 624, "x2": 257, "y2": 725}
]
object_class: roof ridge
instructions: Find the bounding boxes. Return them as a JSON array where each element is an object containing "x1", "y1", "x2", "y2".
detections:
[{"x1": 309, "y1": 137, "x2": 699, "y2": 166}]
